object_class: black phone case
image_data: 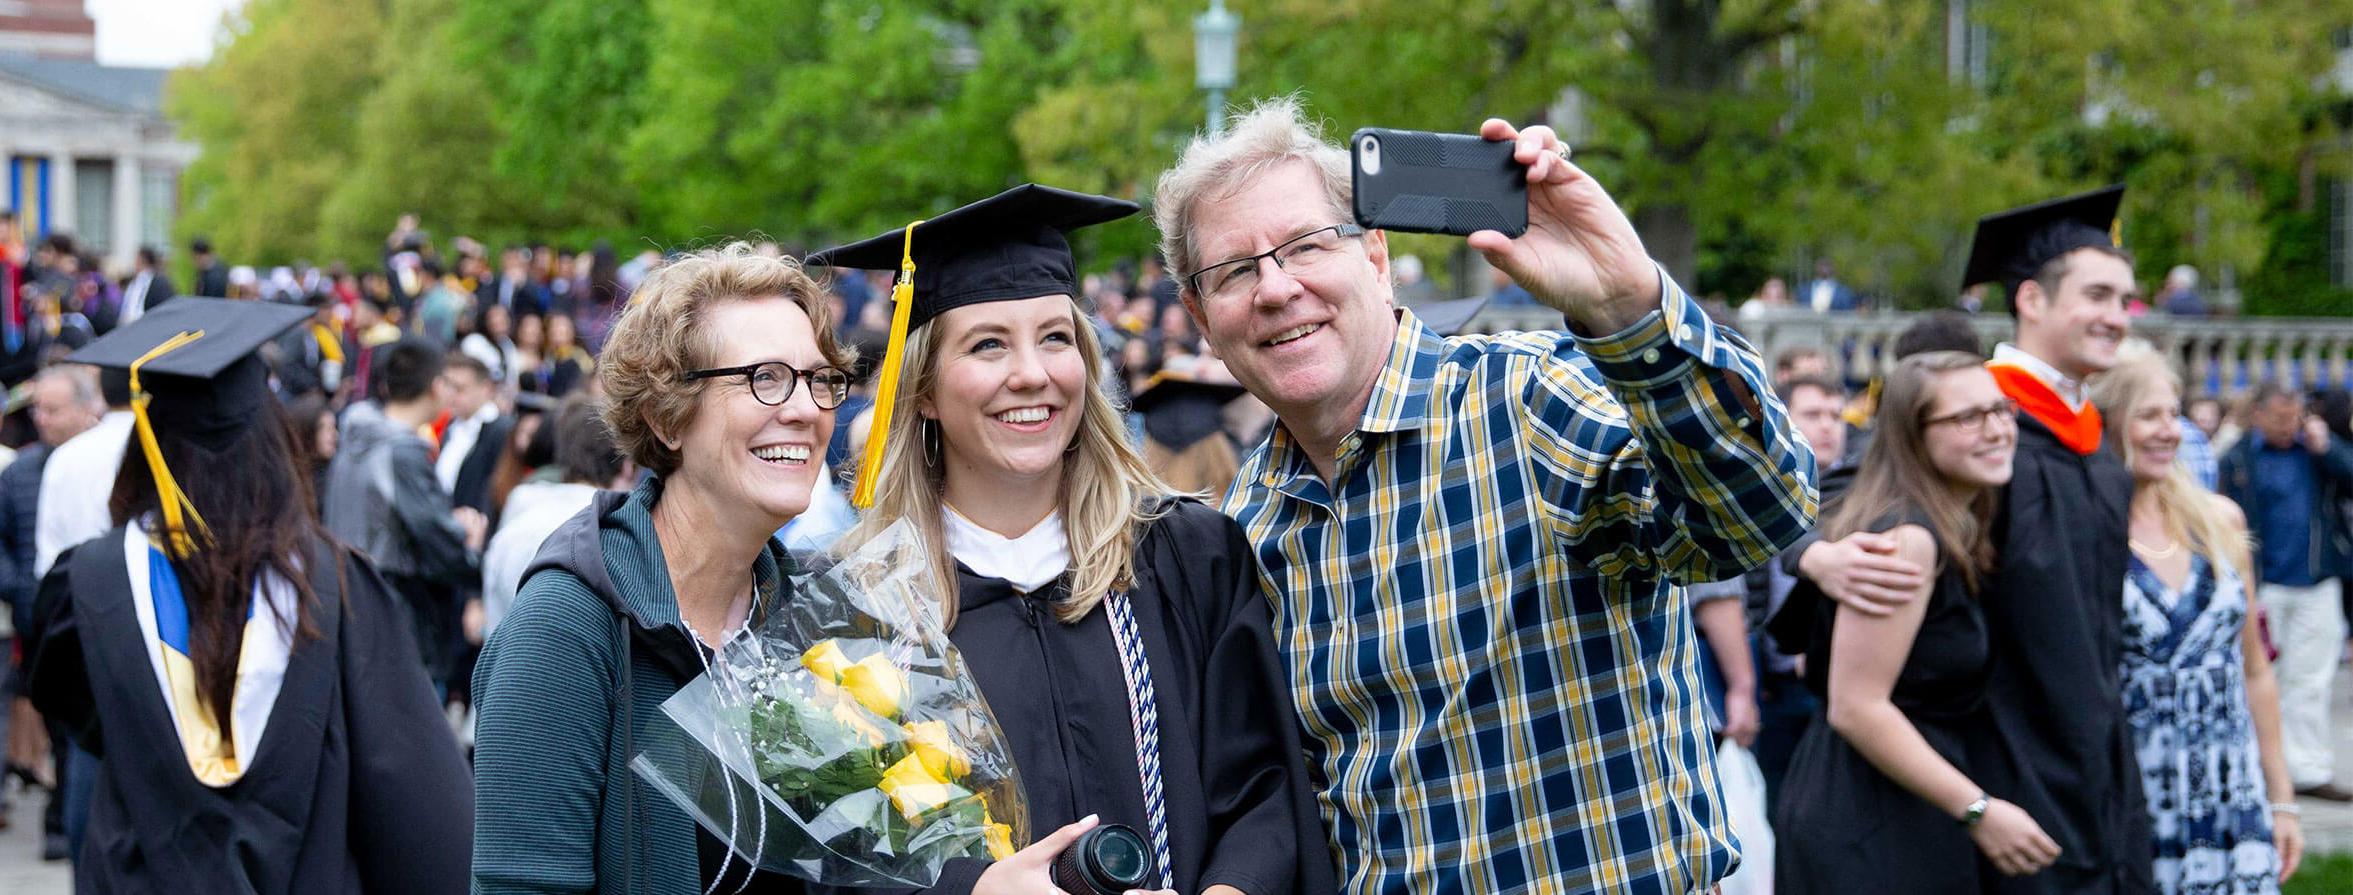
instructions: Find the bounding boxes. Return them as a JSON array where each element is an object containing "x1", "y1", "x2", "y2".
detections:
[{"x1": 1350, "y1": 127, "x2": 1528, "y2": 238}]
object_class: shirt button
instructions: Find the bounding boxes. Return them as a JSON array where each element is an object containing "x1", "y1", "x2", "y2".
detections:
[
  {"x1": 1737, "y1": 416, "x2": 1754, "y2": 429},
  {"x1": 1677, "y1": 324, "x2": 1693, "y2": 342},
  {"x1": 1641, "y1": 348, "x2": 1661, "y2": 364}
]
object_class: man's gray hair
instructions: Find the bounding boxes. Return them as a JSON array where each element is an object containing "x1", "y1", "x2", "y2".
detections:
[
  {"x1": 1152, "y1": 95, "x2": 1353, "y2": 290},
  {"x1": 36, "y1": 363, "x2": 103, "y2": 412}
]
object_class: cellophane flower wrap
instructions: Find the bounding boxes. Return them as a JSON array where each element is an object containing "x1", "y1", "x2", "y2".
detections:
[{"x1": 631, "y1": 520, "x2": 1028, "y2": 886}]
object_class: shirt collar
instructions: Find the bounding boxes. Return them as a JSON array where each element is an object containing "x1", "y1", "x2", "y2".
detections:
[
  {"x1": 1255, "y1": 308, "x2": 1443, "y2": 489},
  {"x1": 1358, "y1": 307, "x2": 1448, "y2": 434},
  {"x1": 1991, "y1": 343, "x2": 2086, "y2": 411},
  {"x1": 942, "y1": 507, "x2": 1069, "y2": 593}
]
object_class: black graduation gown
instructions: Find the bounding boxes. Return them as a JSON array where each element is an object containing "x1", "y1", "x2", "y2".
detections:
[
  {"x1": 814, "y1": 500, "x2": 1333, "y2": 895},
  {"x1": 22, "y1": 528, "x2": 473, "y2": 895},
  {"x1": 1978, "y1": 414, "x2": 2153, "y2": 894}
]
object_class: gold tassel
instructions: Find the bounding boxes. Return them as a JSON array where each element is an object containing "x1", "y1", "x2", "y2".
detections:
[
  {"x1": 851, "y1": 221, "x2": 925, "y2": 509},
  {"x1": 129, "y1": 330, "x2": 213, "y2": 558}
]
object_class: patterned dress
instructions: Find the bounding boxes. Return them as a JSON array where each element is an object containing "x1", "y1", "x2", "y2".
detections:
[{"x1": 2122, "y1": 553, "x2": 2279, "y2": 895}]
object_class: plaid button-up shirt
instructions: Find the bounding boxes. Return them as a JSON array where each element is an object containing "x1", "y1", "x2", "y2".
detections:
[{"x1": 1224, "y1": 278, "x2": 1818, "y2": 893}]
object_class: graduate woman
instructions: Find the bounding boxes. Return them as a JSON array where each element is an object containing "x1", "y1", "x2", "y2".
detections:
[
  {"x1": 23, "y1": 298, "x2": 471, "y2": 893},
  {"x1": 812, "y1": 185, "x2": 1331, "y2": 895}
]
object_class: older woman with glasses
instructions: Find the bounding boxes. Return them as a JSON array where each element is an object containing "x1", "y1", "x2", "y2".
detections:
[{"x1": 471, "y1": 243, "x2": 855, "y2": 894}]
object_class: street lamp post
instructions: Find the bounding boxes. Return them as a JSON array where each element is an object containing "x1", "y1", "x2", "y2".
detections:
[{"x1": 1193, "y1": 0, "x2": 1238, "y2": 138}]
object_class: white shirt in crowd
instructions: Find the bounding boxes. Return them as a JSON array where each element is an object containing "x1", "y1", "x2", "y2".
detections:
[
  {"x1": 36, "y1": 410, "x2": 136, "y2": 578},
  {"x1": 434, "y1": 404, "x2": 502, "y2": 494},
  {"x1": 479, "y1": 480, "x2": 600, "y2": 641},
  {"x1": 121, "y1": 271, "x2": 156, "y2": 325}
]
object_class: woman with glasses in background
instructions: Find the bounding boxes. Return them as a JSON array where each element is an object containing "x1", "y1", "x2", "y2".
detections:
[{"x1": 1777, "y1": 352, "x2": 2062, "y2": 893}]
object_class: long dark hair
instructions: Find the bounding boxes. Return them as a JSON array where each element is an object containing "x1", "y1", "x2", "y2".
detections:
[
  {"x1": 111, "y1": 398, "x2": 326, "y2": 740},
  {"x1": 1822, "y1": 351, "x2": 2000, "y2": 593}
]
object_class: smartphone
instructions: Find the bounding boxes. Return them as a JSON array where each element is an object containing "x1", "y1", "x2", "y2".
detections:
[{"x1": 1350, "y1": 127, "x2": 1528, "y2": 238}]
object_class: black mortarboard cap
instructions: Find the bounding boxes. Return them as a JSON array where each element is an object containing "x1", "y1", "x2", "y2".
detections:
[
  {"x1": 1960, "y1": 185, "x2": 2126, "y2": 297},
  {"x1": 1412, "y1": 295, "x2": 1491, "y2": 338},
  {"x1": 809, "y1": 184, "x2": 1137, "y2": 508},
  {"x1": 67, "y1": 297, "x2": 313, "y2": 450},
  {"x1": 1128, "y1": 372, "x2": 1248, "y2": 417},
  {"x1": 808, "y1": 184, "x2": 1138, "y2": 332}
]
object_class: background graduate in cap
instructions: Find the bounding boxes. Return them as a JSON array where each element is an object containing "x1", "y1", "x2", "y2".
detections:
[
  {"x1": 20, "y1": 298, "x2": 471, "y2": 893},
  {"x1": 1794, "y1": 186, "x2": 2152, "y2": 893},
  {"x1": 813, "y1": 184, "x2": 1330, "y2": 895}
]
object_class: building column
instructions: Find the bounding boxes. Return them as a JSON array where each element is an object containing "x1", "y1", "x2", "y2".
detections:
[
  {"x1": 47, "y1": 150, "x2": 73, "y2": 237},
  {"x1": 112, "y1": 153, "x2": 140, "y2": 271}
]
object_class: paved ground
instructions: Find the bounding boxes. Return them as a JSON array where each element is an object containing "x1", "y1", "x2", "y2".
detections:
[
  {"x1": 3, "y1": 670, "x2": 2352, "y2": 892},
  {"x1": 0, "y1": 770, "x2": 70, "y2": 894}
]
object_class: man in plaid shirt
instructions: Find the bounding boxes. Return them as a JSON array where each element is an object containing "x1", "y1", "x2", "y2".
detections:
[{"x1": 1151, "y1": 99, "x2": 1819, "y2": 893}]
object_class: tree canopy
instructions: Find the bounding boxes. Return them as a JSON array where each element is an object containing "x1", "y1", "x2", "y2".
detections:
[{"x1": 169, "y1": 0, "x2": 2352, "y2": 311}]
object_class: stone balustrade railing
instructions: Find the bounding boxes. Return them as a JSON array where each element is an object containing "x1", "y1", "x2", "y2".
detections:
[{"x1": 1460, "y1": 303, "x2": 2353, "y2": 397}]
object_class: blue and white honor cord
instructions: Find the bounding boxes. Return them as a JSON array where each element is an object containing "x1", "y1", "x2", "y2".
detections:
[{"x1": 1104, "y1": 590, "x2": 1176, "y2": 889}]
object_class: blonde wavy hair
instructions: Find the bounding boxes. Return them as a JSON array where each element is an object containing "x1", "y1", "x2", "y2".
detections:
[
  {"x1": 599, "y1": 242, "x2": 853, "y2": 477},
  {"x1": 2090, "y1": 342, "x2": 2254, "y2": 577},
  {"x1": 837, "y1": 297, "x2": 1176, "y2": 628}
]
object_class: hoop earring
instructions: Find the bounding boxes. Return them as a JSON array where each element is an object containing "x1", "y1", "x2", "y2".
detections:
[{"x1": 922, "y1": 418, "x2": 942, "y2": 468}]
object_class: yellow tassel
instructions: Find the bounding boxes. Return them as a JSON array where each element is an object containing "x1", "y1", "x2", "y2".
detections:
[
  {"x1": 129, "y1": 330, "x2": 212, "y2": 558},
  {"x1": 851, "y1": 221, "x2": 924, "y2": 509}
]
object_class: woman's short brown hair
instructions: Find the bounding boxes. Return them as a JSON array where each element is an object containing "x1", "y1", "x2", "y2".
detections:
[{"x1": 599, "y1": 242, "x2": 854, "y2": 477}]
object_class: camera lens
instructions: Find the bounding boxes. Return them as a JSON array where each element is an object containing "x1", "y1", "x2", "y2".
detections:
[
  {"x1": 1091, "y1": 829, "x2": 1148, "y2": 879},
  {"x1": 1050, "y1": 824, "x2": 1152, "y2": 895}
]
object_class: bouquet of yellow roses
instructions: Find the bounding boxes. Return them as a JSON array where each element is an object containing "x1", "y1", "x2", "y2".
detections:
[{"x1": 632, "y1": 521, "x2": 1028, "y2": 887}]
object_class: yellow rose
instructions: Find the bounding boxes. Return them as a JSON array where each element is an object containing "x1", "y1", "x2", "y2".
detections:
[
  {"x1": 838, "y1": 653, "x2": 908, "y2": 719},
  {"x1": 983, "y1": 821, "x2": 1015, "y2": 860},
  {"x1": 827, "y1": 702, "x2": 890, "y2": 749},
  {"x1": 878, "y1": 753, "x2": 968, "y2": 820},
  {"x1": 902, "y1": 720, "x2": 973, "y2": 779},
  {"x1": 799, "y1": 640, "x2": 853, "y2": 683}
]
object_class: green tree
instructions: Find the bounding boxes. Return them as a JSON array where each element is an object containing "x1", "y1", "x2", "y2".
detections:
[
  {"x1": 316, "y1": 0, "x2": 521, "y2": 263},
  {"x1": 447, "y1": 0, "x2": 653, "y2": 245},
  {"x1": 169, "y1": 0, "x2": 390, "y2": 268}
]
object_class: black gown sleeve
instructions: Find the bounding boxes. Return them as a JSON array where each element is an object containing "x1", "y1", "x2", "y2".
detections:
[
  {"x1": 1185, "y1": 504, "x2": 1329, "y2": 895},
  {"x1": 334, "y1": 548, "x2": 476, "y2": 893},
  {"x1": 23, "y1": 549, "x2": 101, "y2": 755}
]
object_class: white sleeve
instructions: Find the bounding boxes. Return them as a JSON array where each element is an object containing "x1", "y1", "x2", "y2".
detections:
[{"x1": 33, "y1": 455, "x2": 71, "y2": 579}]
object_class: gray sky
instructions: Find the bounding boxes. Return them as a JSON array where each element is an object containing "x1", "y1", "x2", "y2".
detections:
[{"x1": 88, "y1": 0, "x2": 247, "y2": 69}]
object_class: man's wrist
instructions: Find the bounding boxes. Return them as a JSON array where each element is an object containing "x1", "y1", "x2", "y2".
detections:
[{"x1": 1557, "y1": 270, "x2": 1665, "y2": 335}]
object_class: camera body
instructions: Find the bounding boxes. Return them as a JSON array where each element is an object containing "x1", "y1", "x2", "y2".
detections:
[{"x1": 1049, "y1": 823, "x2": 1153, "y2": 895}]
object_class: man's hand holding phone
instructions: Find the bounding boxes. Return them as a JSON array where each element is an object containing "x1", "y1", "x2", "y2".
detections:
[{"x1": 1464, "y1": 119, "x2": 1662, "y2": 334}]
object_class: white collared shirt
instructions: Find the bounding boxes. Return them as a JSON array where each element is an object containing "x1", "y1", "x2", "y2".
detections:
[
  {"x1": 942, "y1": 507, "x2": 1069, "y2": 594},
  {"x1": 36, "y1": 411, "x2": 136, "y2": 578},
  {"x1": 122, "y1": 271, "x2": 154, "y2": 324},
  {"x1": 1991, "y1": 343, "x2": 2086, "y2": 411},
  {"x1": 434, "y1": 404, "x2": 501, "y2": 493}
]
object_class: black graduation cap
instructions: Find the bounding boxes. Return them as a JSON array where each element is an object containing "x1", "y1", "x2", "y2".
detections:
[
  {"x1": 67, "y1": 297, "x2": 313, "y2": 450},
  {"x1": 1411, "y1": 295, "x2": 1491, "y2": 338},
  {"x1": 807, "y1": 184, "x2": 1137, "y2": 507},
  {"x1": 808, "y1": 184, "x2": 1139, "y2": 332},
  {"x1": 1960, "y1": 185, "x2": 2126, "y2": 297},
  {"x1": 1129, "y1": 372, "x2": 1248, "y2": 417}
]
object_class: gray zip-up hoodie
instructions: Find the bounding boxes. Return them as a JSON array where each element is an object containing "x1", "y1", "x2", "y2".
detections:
[{"x1": 471, "y1": 476, "x2": 793, "y2": 895}]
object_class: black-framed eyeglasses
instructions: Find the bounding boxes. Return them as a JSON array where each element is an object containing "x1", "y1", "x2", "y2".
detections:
[
  {"x1": 1924, "y1": 398, "x2": 2020, "y2": 434},
  {"x1": 681, "y1": 361, "x2": 852, "y2": 409},
  {"x1": 1186, "y1": 224, "x2": 1367, "y2": 302}
]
